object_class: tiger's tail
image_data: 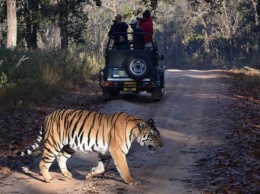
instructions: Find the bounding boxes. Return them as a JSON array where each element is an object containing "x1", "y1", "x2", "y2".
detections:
[{"x1": 10, "y1": 125, "x2": 44, "y2": 156}]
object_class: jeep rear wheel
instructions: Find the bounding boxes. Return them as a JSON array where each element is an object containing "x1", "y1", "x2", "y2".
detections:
[
  {"x1": 152, "y1": 88, "x2": 164, "y2": 102},
  {"x1": 103, "y1": 89, "x2": 112, "y2": 100},
  {"x1": 125, "y1": 55, "x2": 151, "y2": 81},
  {"x1": 111, "y1": 89, "x2": 120, "y2": 96}
]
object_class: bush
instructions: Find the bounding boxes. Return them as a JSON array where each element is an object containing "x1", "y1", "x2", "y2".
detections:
[{"x1": 0, "y1": 48, "x2": 103, "y2": 107}]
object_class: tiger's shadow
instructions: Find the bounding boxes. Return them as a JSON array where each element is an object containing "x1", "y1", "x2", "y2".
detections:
[{"x1": 17, "y1": 154, "x2": 122, "y2": 183}]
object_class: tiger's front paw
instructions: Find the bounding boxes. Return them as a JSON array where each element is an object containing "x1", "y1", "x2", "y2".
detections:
[{"x1": 86, "y1": 172, "x2": 93, "y2": 180}]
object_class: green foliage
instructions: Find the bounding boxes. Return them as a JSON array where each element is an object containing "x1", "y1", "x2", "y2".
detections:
[
  {"x1": 0, "y1": 0, "x2": 6, "y2": 23},
  {"x1": 2, "y1": 0, "x2": 260, "y2": 71},
  {"x1": 136, "y1": 0, "x2": 159, "y2": 10},
  {"x1": 0, "y1": 48, "x2": 103, "y2": 106},
  {"x1": 153, "y1": 0, "x2": 260, "y2": 69},
  {"x1": 94, "y1": 0, "x2": 102, "y2": 6},
  {"x1": 0, "y1": 72, "x2": 7, "y2": 88},
  {"x1": 187, "y1": 0, "x2": 223, "y2": 11}
]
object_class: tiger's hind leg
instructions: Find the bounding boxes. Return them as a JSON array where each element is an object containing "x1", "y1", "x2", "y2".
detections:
[
  {"x1": 86, "y1": 153, "x2": 112, "y2": 180},
  {"x1": 57, "y1": 145, "x2": 75, "y2": 179},
  {"x1": 39, "y1": 148, "x2": 59, "y2": 183}
]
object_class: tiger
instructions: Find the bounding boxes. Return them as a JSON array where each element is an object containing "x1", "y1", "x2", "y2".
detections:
[{"x1": 10, "y1": 109, "x2": 163, "y2": 185}]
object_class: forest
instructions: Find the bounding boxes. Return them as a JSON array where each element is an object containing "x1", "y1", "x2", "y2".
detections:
[
  {"x1": 0, "y1": 0, "x2": 260, "y2": 104},
  {"x1": 0, "y1": 1, "x2": 259, "y2": 193}
]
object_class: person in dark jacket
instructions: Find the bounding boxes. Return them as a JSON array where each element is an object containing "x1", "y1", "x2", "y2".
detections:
[
  {"x1": 108, "y1": 14, "x2": 128, "y2": 48},
  {"x1": 116, "y1": 35, "x2": 130, "y2": 49},
  {"x1": 129, "y1": 20, "x2": 145, "y2": 49},
  {"x1": 139, "y1": 10, "x2": 154, "y2": 49}
]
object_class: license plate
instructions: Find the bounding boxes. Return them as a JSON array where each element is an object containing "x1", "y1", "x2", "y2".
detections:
[
  {"x1": 124, "y1": 82, "x2": 136, "y2": 91},
  {"x1": 113, "y1": 70, "x2": 127, "y2": 77}
]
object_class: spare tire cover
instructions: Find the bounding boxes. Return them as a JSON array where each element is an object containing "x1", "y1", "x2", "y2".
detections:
[{"x1": 125, "y1": 55, "x2": 152, "y2": 80}]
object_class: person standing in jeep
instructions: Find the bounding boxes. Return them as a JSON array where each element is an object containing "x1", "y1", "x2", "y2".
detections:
[
  {"x1": 139, "y1": 10, "x2": 154, "y2": 49},
  {"x1": 108, "y1": 15, "x2": 128, "y2": 48},
  {"x1": 129, "y1": 20, "x2": 145, "y2": 49},
  {"x1": 100, "y1": 11, "x2": 164, "y2": 101}
]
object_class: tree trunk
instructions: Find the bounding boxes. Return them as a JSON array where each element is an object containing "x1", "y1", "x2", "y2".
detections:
[
  {"x1": 53, "y1": 0, "x2": 61, "y2": 48},
  {"x1": 25, "y1": 1, "x2": 38, "y2": 49},
  {"x1": 256, "y1": 0, "x2": 260, "y2": 55},
  {"x1": 60, "y1": 1, "x2": 68, "y2": 50},
  {"x1": 251, "y1": 0, "x2": 260, "y2": 54},
  {"x1": 7, "y1": 0, "x2": 17, "y2": 48}
]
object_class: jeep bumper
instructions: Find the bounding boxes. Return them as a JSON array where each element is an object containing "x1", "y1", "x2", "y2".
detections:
[{"x1": 99, "y1": 69, "x2": 162, "y2": 92}]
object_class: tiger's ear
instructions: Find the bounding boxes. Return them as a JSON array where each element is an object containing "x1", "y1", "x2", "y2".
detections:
[{"x1": 146, "y1": 119, "x2": 154, "y2": 126}]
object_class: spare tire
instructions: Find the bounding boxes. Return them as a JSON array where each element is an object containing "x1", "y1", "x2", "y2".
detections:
[{"x1": 124, "y1": 55, "x2": 152, "y2": 80}]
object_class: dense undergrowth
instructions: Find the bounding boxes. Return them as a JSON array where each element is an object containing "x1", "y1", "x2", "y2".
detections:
[{"x1": 0, "y1": 48, "x2": 103, "y2": 108}]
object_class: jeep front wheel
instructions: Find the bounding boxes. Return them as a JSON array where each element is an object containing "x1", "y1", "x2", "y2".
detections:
[{"x1": 125, "y1": 55, "x2": 151, "y2": 81}]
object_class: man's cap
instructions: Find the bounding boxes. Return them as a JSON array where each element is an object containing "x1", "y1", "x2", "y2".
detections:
[{"x1": 129, "y1": 20, "x2": 138, "y2": 25}]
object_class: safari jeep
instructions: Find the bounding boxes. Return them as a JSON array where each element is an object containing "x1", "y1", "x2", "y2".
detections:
[{"x1": 99, "y1": 32, "x2": 165, "y2": 101}]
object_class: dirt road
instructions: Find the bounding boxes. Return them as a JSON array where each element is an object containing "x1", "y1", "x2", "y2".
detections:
[{"x1": 0, "y1": 70, "x2": 231, "y2": 194}]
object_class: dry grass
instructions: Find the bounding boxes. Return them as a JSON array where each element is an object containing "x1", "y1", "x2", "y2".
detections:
[{"x1": 229, "y1": 67, "x2": 260, "y2": 86}]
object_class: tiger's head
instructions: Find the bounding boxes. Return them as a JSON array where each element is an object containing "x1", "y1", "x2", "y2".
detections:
[{"x1": 137, "y1": 119, "x2": 163, "y2": 152}]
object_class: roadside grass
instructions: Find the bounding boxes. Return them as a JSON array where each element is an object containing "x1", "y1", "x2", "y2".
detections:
[
  {"x1": 224, "y1": 67, "x2": 260, "y2": 193},
  {"x1": 228, "y1": 67, "x2": 260, "y2": 87},
  {"x1": 0, "y1": 48, "x2": 103, "y2": 108}
]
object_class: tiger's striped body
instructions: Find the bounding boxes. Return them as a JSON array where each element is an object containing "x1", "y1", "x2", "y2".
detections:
[{"x1": 12, "y1": 109, "x2": 163, "y2": 185}]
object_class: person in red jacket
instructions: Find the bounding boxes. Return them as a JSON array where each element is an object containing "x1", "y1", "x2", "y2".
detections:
[{"x1": 139, "y1": 10, "x2": 153, "y2": 49}]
